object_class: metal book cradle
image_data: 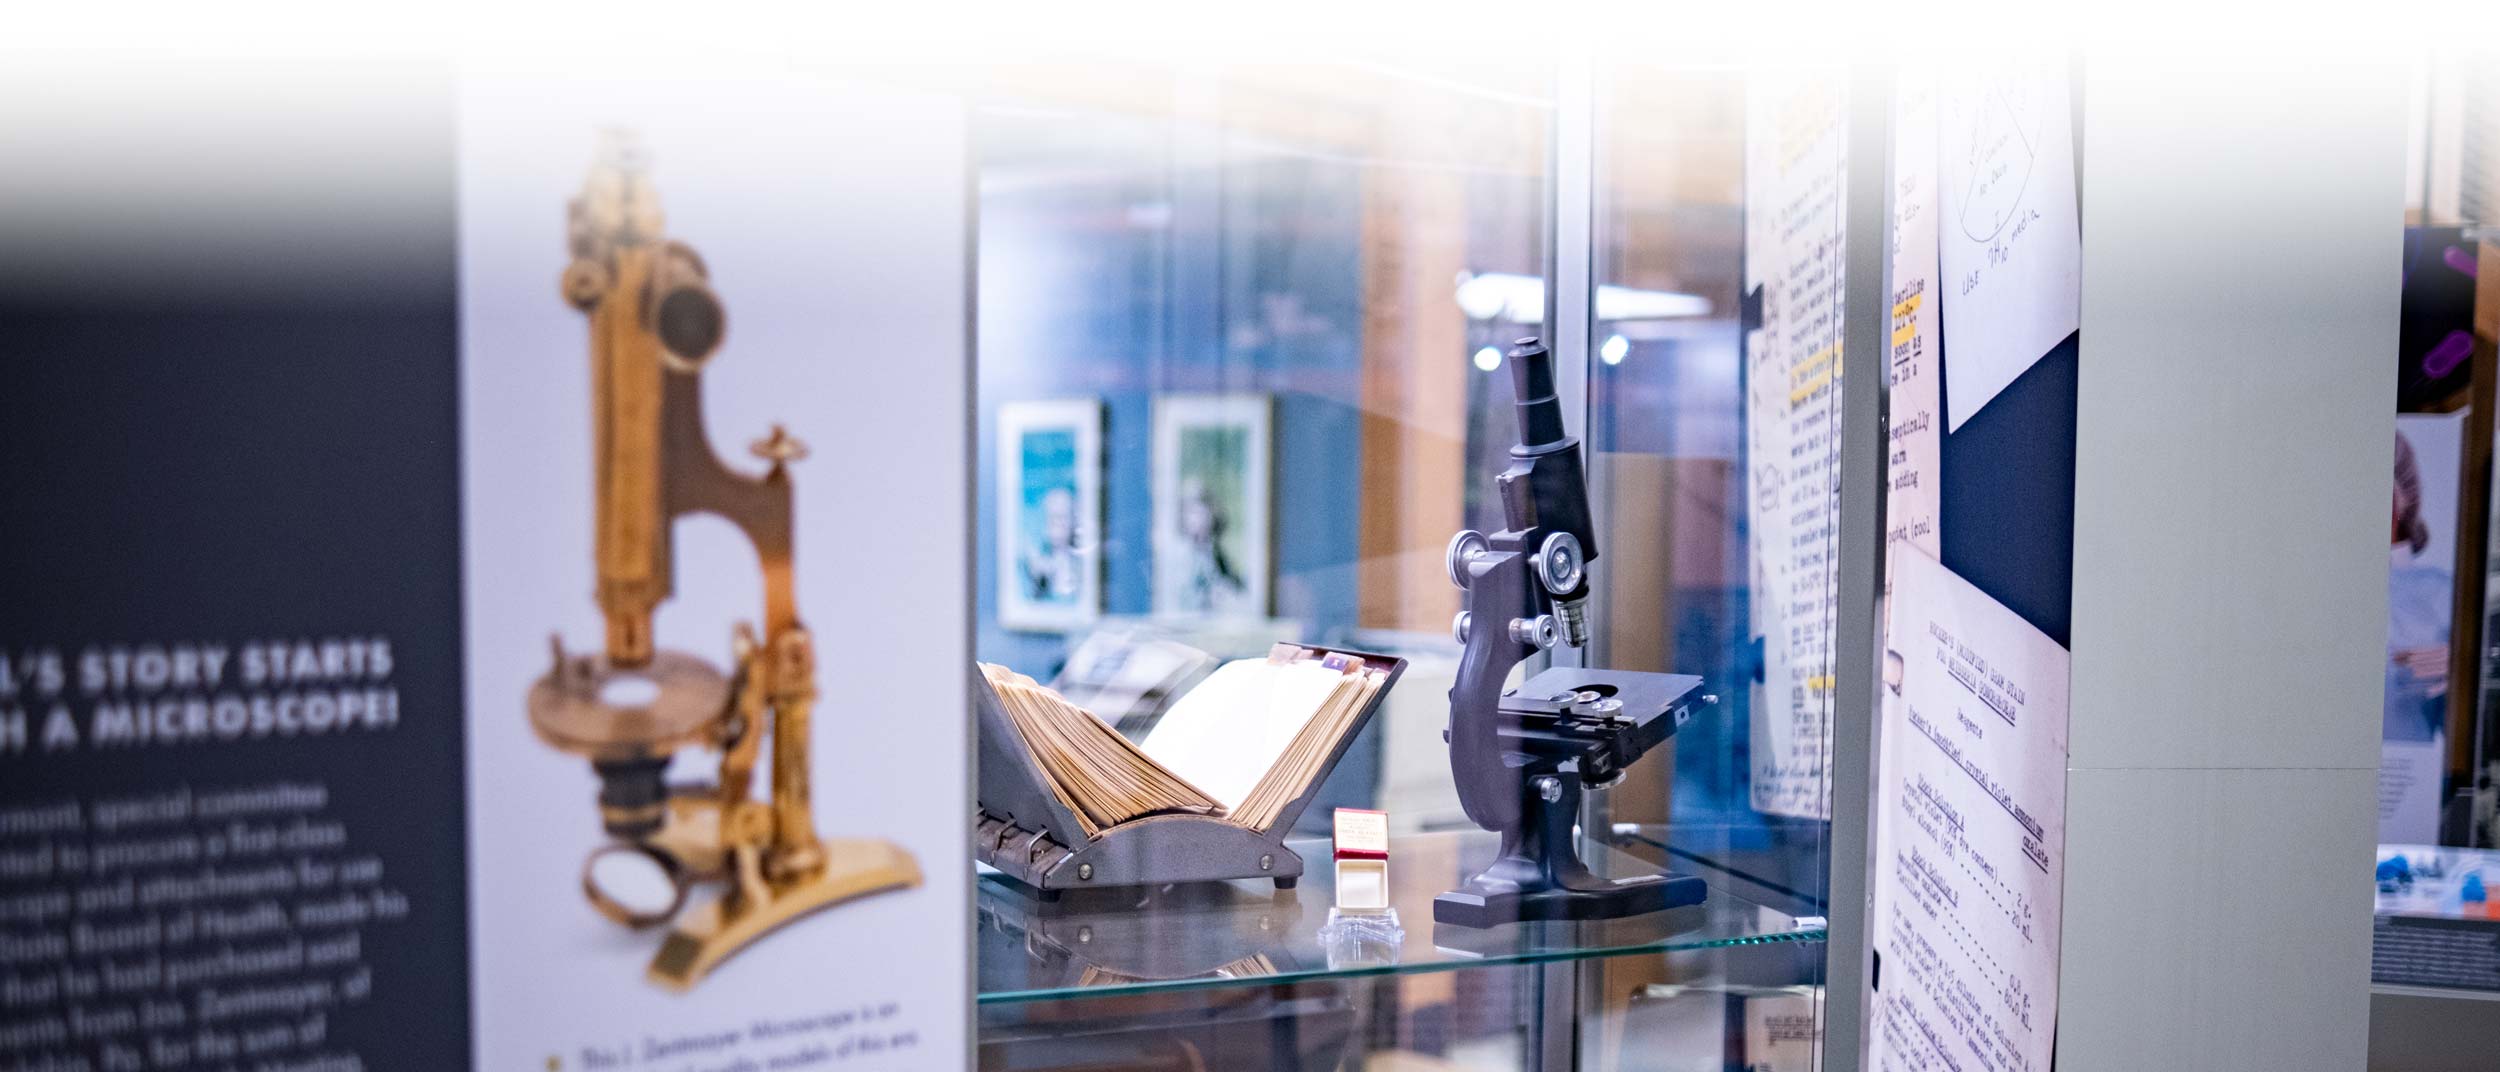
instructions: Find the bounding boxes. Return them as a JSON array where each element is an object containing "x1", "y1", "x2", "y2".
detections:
[{"x1": 975, "y1": 645, "x2": 1406, "y2": 897}]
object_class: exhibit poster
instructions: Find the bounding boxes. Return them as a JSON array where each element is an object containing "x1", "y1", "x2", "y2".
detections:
[
  {"x1": 1149, "y1": 394, "x2": 1273, "y2": 619},
  {"x1": 0, "y1": 65, "x2": 975, "y2": 1072},
  {"x1": 996, "y1": 400, "x2": 1105, "y2": 632},
  {"x1": 1742, "y1": 70, "x2": 1850, "y2": 822},
  {"x1": 2382, "y1": 412, "x2": 2464, "y2": 845},
  {"x1": 457, "y1": 69, "x2": 972, "y2": 1069},
  {"x1": 0, "y1": 68, "x2": 475, "y2": 1072}
]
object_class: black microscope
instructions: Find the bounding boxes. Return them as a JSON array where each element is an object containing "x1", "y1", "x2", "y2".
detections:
[{"x1": 1435, "y1": 337, "x2": 1715, "y2": 928}]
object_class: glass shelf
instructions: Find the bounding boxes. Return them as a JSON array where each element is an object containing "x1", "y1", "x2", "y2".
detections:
[
  {"x1": 1614, "y1": 820, "x2": 1834, "y2": 919},
  {"x1": 976, "y1": 828, "x2": 1824, "y2": 1005}
]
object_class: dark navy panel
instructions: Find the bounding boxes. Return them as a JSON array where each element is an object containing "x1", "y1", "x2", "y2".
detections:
[
  {"x1": 0, "y1": 80, "x2": 469, "y2": 1070},
  {"x1": 1938, "y1": 331, "x2": 2082, "y2": 648}
]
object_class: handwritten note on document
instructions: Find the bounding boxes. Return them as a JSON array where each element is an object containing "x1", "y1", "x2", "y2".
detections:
[
  {"x1": 1870, "y1": 549, "x2": 2070, "y2": 1072},
  {"x1": 1888, "y1": 73, "x2": 1943, "y2": 560},
  {"x1": 1937, "y1": 66, "x2": 2081, "y2": 432},
  {"x1": 1743, "y1": 73, "x2": 1849, "y2": 821}
]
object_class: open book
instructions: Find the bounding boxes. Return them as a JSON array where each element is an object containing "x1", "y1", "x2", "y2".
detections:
[{"x1": 979, "y1": 646, "x2": 1388, "y2": 839}]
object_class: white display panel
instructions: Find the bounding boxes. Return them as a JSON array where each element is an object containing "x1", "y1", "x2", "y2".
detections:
[
  {"x1": 2383, "y1": 410, "x2": 2465, "y2": 844},
  {"x1": 458, "y1": 68, "x2": 970, "y2": 1070}
]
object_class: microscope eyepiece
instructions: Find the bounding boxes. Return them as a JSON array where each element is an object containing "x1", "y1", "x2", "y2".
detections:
[
  {"x1": 1490, "y1": 335, "x2": 1598, "y2": 580},
  {"x1": 648, "y1": 241, "x2": 724, "y2": 369},
  {"x1": 1506, "y1": 337, "x2": 1568, "y2": 449},
  {"x1": 654, "y1": 287, "x2": 724, "y2": 366}
]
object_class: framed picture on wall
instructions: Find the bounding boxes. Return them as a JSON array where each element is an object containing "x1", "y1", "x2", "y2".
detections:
[
  {"x1": 1150, "y1": 393, "x2": 1272, "y2": 618},
  {"x1": 997, "y1": 399, "x2": 1103, "y2": 632}
]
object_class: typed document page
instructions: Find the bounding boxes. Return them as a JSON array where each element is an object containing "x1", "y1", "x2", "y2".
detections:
[
  {"x1": 1870, "y1": 549, "x2": 2071, "y2": 1072},
  {"x1": 1888, "y1": 72, "x2": 1943, "y2": 561},
  {"x1": 1743, "y1": 72, "x2": 1849, "y2": 820}
]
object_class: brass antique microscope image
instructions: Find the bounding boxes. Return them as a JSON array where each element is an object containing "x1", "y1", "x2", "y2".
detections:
[{"x1": 527, "y1": 132, "x2": 919, "y2": 991}]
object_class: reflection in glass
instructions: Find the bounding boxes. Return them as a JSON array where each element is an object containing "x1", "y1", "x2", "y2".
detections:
[
  {"x1": 1587, "y1": 61, "x2": 1842, "y2": 914},
  {"x1": 974, "y1": 64, "x2": 1552, "y2": 838}
]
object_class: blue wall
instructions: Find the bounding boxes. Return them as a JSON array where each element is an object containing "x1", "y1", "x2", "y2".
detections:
[{"x1": 975, "y1": 119, "x2": 1368, "y2": 677}]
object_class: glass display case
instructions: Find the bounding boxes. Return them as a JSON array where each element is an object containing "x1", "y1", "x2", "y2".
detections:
[{"x1": 969, "y1": 55, "x2": 1855, "y2": 1070}]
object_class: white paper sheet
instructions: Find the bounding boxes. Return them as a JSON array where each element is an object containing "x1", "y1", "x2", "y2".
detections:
[
  {"x1": 1743, "y1": 72, "x2": 1850, "y2": 821},
  {"x1": 1743, "y1": 989, "x2": 1824, "y2": 1072},
  {"x1": 1937, "y1": 65, "x2": 2081, "y2": 432},
  {"x1": 1870, "y1": 549, "x2": 2070, "y2": 1072},
  {"x1": 1141, "y1": 658, "x2": 1344, "y2": 810},
  {"x1": 1888, "y1": 73, "x2": 1943, "y2": 559}
]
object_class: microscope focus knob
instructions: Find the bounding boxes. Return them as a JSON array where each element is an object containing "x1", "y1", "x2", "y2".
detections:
[
  {"x1": 1533, "y1": 531, "x2": 1586, "y2": 596},
  {"x1": 1452, "y1": 611, "x2": 1473, "y2": 645},
  {"x1": 1509, "y1": 615, "x2": 1560, "y2": 651},
  {"x1": 561, "y1": 258, "x2": 612, "y2": 310},
  {"x1": 1446, "y1": 530, "x2": 1491, "y2": 590},
  {"x1": 750, "y1": 424, "x2": 809, "y2": 466}
]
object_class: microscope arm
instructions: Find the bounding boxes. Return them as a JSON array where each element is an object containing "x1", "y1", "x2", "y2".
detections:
[
  {"x1": 658, "y1": 369, "x2": 800, "y2": 640},
  {"x1": 1450, "y1": 550, "x2": 1531, "y2": 833}
]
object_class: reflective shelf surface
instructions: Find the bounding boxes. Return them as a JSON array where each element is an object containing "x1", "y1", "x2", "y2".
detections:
[{"x1": 977, "y1": 828, "x2": 1825, "y2": 1004}]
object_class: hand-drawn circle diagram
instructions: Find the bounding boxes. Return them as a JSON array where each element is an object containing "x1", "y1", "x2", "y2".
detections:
[{"x1": 1954, "y1": 79, "x2": 2048, "y2": 243}]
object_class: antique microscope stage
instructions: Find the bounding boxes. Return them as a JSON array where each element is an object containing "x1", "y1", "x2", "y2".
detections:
[{"x1": 529, "y1": 649, "x2": 724, "y2": 764}]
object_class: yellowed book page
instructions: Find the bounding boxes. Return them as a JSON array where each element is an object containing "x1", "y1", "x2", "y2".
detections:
[
  {"x1": 980, "y1": 663, "x2": 1219, "y2": 836},
  {"x1": 1229, "y1": 676, "x2": 1352, "y2": 830},
  {"x1": 1231, "y1": 668, "x2": 1384, "y2": 831},
  {"x1": 982, "y1": 665, "x2": 1108, "y2": 837}
]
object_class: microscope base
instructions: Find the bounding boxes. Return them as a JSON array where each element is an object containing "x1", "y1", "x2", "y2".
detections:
[
  {"x1": 646, "y1": 837, "x2": 921, "y2": 990},
  {"x1": 1432, "y1": 869, "x2": 1705, "y2": 929}
]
